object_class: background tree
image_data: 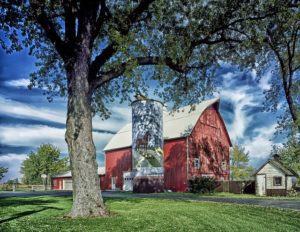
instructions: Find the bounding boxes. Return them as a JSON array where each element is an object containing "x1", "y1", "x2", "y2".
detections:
[
  {"x1": 0, "y1": 0, "x2": 290, "y2": 217},
  {"x1": 0, "y1": 166, "x2": 8, "y2": 182},
  {"x1": 271, "y1": 135, "x2": 300, "y2": 182},
  {"x1": 21, "y1": 144, "x2": 69, "y2": 186},
  {"x1": 230, "y1": 145, "x2": 255, "y2": 181}
]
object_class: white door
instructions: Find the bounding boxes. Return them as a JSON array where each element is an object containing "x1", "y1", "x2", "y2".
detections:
[
  {"x1": 123, "y1": 172, "x2": 134, "y2": 191},
  {"x1": 63, "y1": 179, "x2": 73, "y2": 190},
  {"x1": 256, "y1": 175, "x2": 266, "y2": 196},
  {"x1": 111, "y1": 177, "x2": 116, "y2": 190}
]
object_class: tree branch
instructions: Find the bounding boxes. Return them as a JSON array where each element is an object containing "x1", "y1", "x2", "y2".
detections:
[
  {"x1": 63, "y1": 0, "x2": 76, "y2": 45},
  {"x1": 89, "y1": 0, "x2": 154, "y2": 81},
  {"x1": 30, "y1": 0, "x2": 66, "y2": 59},
  {"x1": 92, "y1": 0, "x2": 111, "y2": 40},
  {"x1": 90, "y1": 56, "x2": 192, "y2": 92}
]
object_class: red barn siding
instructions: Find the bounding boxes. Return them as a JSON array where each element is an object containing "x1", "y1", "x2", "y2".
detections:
[
  {"x1": 164, "y1": 139, "x2": 187, "y2": 192},
  {"x1": 99, "y1": 175, "x2": 106, "y2": 190},
  {"x1": 188, "y1": 105, "x2": 230, "y2": 180},
  {"x1": 51, "y1": 177, "x2": 71, "y2": 190},
  {"x1": 104, "y1": 147, "x2": 132, "y2": 190}
]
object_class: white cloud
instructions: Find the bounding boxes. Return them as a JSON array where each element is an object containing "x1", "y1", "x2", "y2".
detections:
[
  {"x1": 0, "y1": 95, "x2": 66, "y2": 124},
  {"x1": 0, "y1": 154, "x2": 28, "y2": 183},
  {"x1": 4, "y1": 78, "x2": 30, "y2": 88},
  {"x1": 220, "y1": 87, "x2": 256, "y2": 143},
  {"x1": 0, "y1": 125, "x2": 67, "y2": 152},
  {"x1": 92, "y1": 105, "x2": 131, "y2": 132},
  {"x1": 258, "y1": 71, "x2": 271, "y2": 91},
  {"x1": 243, "y1": 124, "x2": 281, "y2": 161}
]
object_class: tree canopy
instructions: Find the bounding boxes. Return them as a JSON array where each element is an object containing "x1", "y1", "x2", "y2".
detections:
[
  {"x1": 0, "y1": 166, "x2": 8, "y2": 181},
  {"x1": 21, "y1": 144, "x2": 69, "y2": 185},
  {"x1": 271, "y1": 135, "x2": 300, "y2": 181},
  {"x1": 230, "y1": 144, "x2": 255, "y2": 181}
]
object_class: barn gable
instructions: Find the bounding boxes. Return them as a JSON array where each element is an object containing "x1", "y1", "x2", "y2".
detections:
[{"x1": 104, "y1": 98, "x2": 222, "y2": 151}]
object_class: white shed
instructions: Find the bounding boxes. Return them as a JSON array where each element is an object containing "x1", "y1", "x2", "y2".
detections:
[{"x1": 254, "y1": 157, "x2": 298, "y2": 196}]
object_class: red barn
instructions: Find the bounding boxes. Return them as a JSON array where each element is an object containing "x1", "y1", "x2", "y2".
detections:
[
  {"x1": 52, "y1": 98, "x2": 231, "y2": 192},
  {"x1": 102, "y1": 98, "x2": 231, "y2": 192}
]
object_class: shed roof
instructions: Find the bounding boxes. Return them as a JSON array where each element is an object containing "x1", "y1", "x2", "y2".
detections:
[
  {"x1": 254, "y1": 159, "x2": 299, "y2": 177},
  {"x1": 53, "y1": 167, "x2": 105, "y2": 178},
  {"x1": 104, "y1": 98, "x2": 221, "y2": 151}
]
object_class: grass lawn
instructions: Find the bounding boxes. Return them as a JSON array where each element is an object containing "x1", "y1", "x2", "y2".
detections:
[{"x1": 0, "y1": 196, "x2": 299, "y2": 232}]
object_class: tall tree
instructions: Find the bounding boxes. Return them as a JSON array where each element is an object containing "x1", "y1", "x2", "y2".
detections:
[
  {"x1": 21, "y1": 144, "x2": 69, "y2": 185},
  {"x1": 230, "y1": 145, "x2": 255, "y2": 181},
  {"x1": 0, "y1": 166, "x2": 8, "y2": 181},
  {"x1": 0, "y1": 0, "x2": 288, "y2": 217}
]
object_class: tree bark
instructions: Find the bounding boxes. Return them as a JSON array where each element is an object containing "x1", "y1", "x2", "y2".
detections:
[{"x1": 65, "y1": 59, "x2": 108, "y2": 218}]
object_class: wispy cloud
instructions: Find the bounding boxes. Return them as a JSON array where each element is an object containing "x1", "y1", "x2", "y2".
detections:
[
  {"x1": 216, "y1": 66, "x2": 282, "y2": 168},
  {"x1": 0, "y1": 125, "x2": 67, "y2": 152},
  {"x1": 243, "y1": 124, "x2": 278, "y2": 159},
  {"x1": 0, "y1": 95, "x2": 66, "y2": 124},
  {"x1": 4, "y1": 78, "x2": 30, "y2": 88}
]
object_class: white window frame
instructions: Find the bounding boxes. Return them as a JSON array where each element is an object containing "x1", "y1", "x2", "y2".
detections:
[{"x1": 194, "y1": 158, "x2": 200, "y2": 169}]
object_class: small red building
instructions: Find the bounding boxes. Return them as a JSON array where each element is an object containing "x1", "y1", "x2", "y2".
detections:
[
  {"x1": 52, "y1": 98, "x2": 231, "y2": 192},
  {"x1": 103, "y1": 98, "x2": 231, "y2": 192},
  {"x1": 52, "y1": 167, "x2": 105, "y2": 190}
]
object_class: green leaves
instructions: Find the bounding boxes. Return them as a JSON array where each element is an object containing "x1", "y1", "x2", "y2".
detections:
[
  {"x1": 230, "y1": 144, "x2": 255, "y2": 181},
  {"x1": 0, "y1": 166, "x2": 8, "y2": 181},
  {"x1": 21, "y1": 144, "x2": 69, "y2": 185}
]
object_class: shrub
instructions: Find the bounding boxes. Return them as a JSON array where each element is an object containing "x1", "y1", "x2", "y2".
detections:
[{"x1": 188, "y1": 176, "x2": 217, "y2": 193}]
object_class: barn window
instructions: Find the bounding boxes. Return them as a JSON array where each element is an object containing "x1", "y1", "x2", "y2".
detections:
[
  {"x1": 194, "y1": 158, "x2": 200, "y2": 169},
  {"x1": 273, "y1": 177, "x2": 282, "y2": 186},
  {"x1": 221, "y1": 161, "x2": 227, "y2": 171}
]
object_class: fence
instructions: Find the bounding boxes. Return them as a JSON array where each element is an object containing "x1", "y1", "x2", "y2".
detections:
[
  {"x1": 215, "y1": 181, "x2": 255, "y2": 194},
  {"x1": 31, "y1": 185, "x2": 52, "y2": 191}
]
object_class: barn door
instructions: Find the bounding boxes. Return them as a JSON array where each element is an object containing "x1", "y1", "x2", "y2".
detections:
[
  {"x1": 123, "y1": 172, "x2": 134, "y2": 191},
  {"x1": 256, "y1": 174, "x2": 266, "y2": 196}
]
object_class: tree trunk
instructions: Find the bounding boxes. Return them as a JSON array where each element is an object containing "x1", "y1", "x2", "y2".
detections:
[{"x1": 65, "y1": 60, "x2": 108, "y2": 218}]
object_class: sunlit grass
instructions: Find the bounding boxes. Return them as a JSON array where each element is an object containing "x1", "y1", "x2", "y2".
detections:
[{"x1": 0, "y1": 196, "x2": 299, "y2": 232}]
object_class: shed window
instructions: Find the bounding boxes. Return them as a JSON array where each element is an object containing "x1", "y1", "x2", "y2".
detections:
[
  {"x1": 194, "y1": 158, "x2": 200, "y2": 169},
  {"x1": 273, "y1": 177, "x2": 282, "y2": 186}
]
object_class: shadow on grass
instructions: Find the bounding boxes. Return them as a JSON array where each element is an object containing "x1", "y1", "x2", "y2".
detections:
[
  {"x1": 0, "y1": 197, "x2": 60, "y2": 207},
  {"x1": 0, "y1": 206, "x2": 63, "y2": 224}
]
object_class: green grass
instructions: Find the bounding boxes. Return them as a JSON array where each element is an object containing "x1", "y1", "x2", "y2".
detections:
[{"x1": 0, "y1": 196, "x2": 299, "y2": 232}]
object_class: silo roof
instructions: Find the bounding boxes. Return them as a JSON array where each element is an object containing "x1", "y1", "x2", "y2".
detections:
[{"x1": 103, "y1": 98, "x2": 220, "y2": 151}]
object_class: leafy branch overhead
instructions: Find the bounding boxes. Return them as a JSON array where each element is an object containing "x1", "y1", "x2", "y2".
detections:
[{"x1": 2, "y1": 1, "x2": 295, "y2": 114}]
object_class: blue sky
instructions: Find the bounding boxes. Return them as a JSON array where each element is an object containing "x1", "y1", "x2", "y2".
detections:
[{"x1": 0, "y1": 48, "x2": 284, "y2": 183}]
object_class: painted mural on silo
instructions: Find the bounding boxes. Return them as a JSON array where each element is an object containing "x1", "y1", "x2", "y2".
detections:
[{"x1": 132, "y1": 99, "x2": 164, "y2": 175}]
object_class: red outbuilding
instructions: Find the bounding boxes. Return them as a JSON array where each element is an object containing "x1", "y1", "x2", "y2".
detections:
[{"x1": 52, "y1": 98, "x2": 231, "y2": 192}]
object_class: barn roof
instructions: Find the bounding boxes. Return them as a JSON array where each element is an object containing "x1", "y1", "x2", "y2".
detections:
[
  {"x1": 53, "y1": 167, "x2": 105, "y2": 178},
  {"x1": 254, "y1": 159, "x2": 299, "y2": 177},
  {"x1": 104, "y1": 98, "x2": 222, "y2": 151}
]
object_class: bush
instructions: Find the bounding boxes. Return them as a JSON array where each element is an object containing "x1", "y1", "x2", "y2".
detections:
[{"x1": 188, "y1": 176, "x2": 217, "y2": 193}]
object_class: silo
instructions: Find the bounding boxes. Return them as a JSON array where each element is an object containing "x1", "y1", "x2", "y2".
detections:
[{"x1": 132, "y1": 99, "x2": 164, "y2": 175}]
